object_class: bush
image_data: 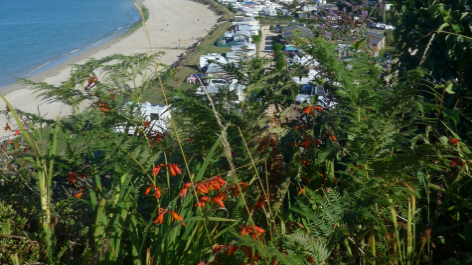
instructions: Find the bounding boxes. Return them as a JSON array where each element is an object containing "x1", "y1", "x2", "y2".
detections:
[
  {"x1": 0, "y1": 202, "x2": 41, "y2": 263},
  {"x1": 384, "y1": 29, "x2": 394, "y2": 46},
  {"x1": 269, "y1": 25, "x2": 274, "y2": 30},
  {"x1": 275, "y1": 59, "x2": 285, "y2": 69},
  {"x1": 273, "y1": 43, "x2": 283, "y2": 52}
]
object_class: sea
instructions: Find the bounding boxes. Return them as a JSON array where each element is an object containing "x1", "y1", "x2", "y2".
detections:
[{"x1": 0, "y1": 0, "x2": 141, "y2": 88}]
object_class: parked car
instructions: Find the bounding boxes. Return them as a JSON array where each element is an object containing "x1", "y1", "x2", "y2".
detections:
[
  {"x1": 275, "y1": 24, "x2": 281, "y2": 33},
  {"x1": 317, "y1": 96, "x2": 337, "y2": 109},
  {"x1": 203, "y1": 78, "x2": 230, "y2": 87}
]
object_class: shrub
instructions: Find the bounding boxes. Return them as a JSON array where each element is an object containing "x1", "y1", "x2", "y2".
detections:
[
  {"x1": 0, "y1": 202, "x2": 41, "y2": 263},
  {"x1": 384, "y1": 29, "x2": 394, "y2": 46},
  {"x1": 273, "y1": 43, "x2": 283, "y2": 52},
  {"x1": 269, "y1": 25, "x2": 275, "y2": 30}
]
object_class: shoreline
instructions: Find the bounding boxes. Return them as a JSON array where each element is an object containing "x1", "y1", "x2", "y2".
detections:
[
  {"x1": 0, "y1": 0, "x2": 220, "y2": 137},
  {"x1": 0, "y1": 2, "x2": 148, "y2": 95}
]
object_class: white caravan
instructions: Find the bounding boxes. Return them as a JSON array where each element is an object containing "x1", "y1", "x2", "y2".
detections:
[
  {"x1": 199, "y1": 53, "x2": 228, "y2": 69},
  {"x1": 113, "y1": 102, "x2": 170, "y2": 135}
]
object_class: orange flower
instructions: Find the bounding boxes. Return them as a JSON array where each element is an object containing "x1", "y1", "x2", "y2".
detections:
[
  {"x1": 152, "y1": 165, "x2": 161, "y2": 176},
  {"x1": 75, "y1": 193, "x2": 83, "y2": 199},
  {"x1": 207, "y1": 176, "x2": 226, "y2": 191},
  {"x1": 67, "y1": 172, "x2": 78, "y2": 184},
  {"x1": 210, "y1": 193, "x2": 226, "y2": 208},
  {"x1": 196, "y1": 183, "x2": 209, "y2": 194},
  {"x1": 330, "y1": 134, "x2": 337, "y2": 141},
  {"x1": 3, "y1": 122, "x2": 11, "y2": 131},
  {"x1": 315, "y1": 106, "x2": 323, "y2": 112},
  {"x1": 154, "y1": 208, "x2": 166, "y2": 224},
  {"x1": 254, "y1": 197, "x2": 265, "y2": 212},
  {"x1": 213, "y1": 245, "x2": 226, "y2": 254},
  {"x1": 451, "y1": 158, "x2": 459, "y2": 167},
  {"x1": 100, "y1": 103, "x2": 109, "y2": 112},
  {"x1": 300, "y1": 140, "x2": 310, "y2": 149},
  {"x1": 303, "y1": 105, "x2": 312, "y2": 114},
  {"x1": 314, "y1": 140, "x2": 321, "y2": 145},
  {"x1": 178, "y1": 183, "x2": 192, "y2": 197},
  {"x1": 144, "y1": 185, "x2": 154, "y2": 195},
  {"x1": 195, "y1": 196, "x2": 208, "y2": 208},
  {"x1": 302, "y1": 160, "x2": 310, "y2": 166},
  {"x1": 143, "y1": 119, "x2": 150, "y2": 128},
  {"x1": 298, "y1": 187, "x2": 305, "y2": 195},
  {"x1": 170, "y1": 164, "x2": 182, "y2": 175},
  {"x1": 168, "y1": 165, "x2": 176, "y2": 176},
  {"x1": 230, "y1": 182, "x2": 249, "y2": 197},
  {"x1": 308, "y1": 256, "x2": 316, "y2": 264},
  {"x1": 241, "y1": 225, "x2": 266, "y2": 239},
  {"x1": 452, "y1": 138, "x2": 459, "y2": 145},
  {"x1": 154, "y1": 186, "x2": 162, "y2": 199},
  {"x1": 170, "y1": 211, "x2": 185, "y2": 226},
  {"x1": 226, "y1": 245, "x2": 239, "y2": 256},
  {"x1": 216, "y1": 176, "x2": 226, "y2": 185},
  {"x1": 294, "y1": 125, "x2": 308, "y2": 131},
  {"x1": 14, "y1": 130, "x2": 20, "y2": 136},
  {"x1": 8, "y1": 140, "x2": 14, "y2": 144}
]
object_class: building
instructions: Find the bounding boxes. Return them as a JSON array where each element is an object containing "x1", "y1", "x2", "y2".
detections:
[
  {"x1": 301, "y1": 3, "x2": 318, "y2": 12},
  {"x1": 282, "y1": 25, "x2": 314, "y2": 39},
  {"x1": 366, "y1": 31, "x2": 385, "y2": 56}
]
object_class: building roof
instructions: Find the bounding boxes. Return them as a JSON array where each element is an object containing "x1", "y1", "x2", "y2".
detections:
[
  {"x1": 282, "y1": 25, "x2": 314, "y2": 39},
  {"x1": 367, "y1": 31, "x2": 384, "y2": 39},
  {"x1": 320, "y1": 4, "x2": 338, "y2": 10},
  {"x1": 370, "y1": 38, "x2": 381, "y2": 45}
]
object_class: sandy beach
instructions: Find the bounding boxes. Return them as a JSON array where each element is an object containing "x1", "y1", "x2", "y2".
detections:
[{"x1": 0, "y1": 0, "x2": 218, "y2": 137}]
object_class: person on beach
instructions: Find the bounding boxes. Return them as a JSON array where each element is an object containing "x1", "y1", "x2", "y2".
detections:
[{"x1": 191, "y1": 75, "x2": 196, "y2": 84}]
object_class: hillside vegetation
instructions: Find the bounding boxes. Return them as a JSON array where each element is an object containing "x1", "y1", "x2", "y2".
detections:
[{"x1": 0, "y1": 0, "x2": 471, "y2": 264}]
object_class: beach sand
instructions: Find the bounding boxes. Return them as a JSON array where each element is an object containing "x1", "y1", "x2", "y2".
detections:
[{"x1": 0, "y1": 0, "x2": 219, "y2": 137}]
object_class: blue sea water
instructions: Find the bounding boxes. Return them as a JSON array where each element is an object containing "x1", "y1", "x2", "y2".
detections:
[{"x1": 0, "y1": 0, "x2": 141, "y2": 87}]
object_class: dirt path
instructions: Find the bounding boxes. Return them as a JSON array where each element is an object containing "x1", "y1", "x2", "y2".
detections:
[{"x1": 258, "y1": 25, "x2": 279, "y2": 69}]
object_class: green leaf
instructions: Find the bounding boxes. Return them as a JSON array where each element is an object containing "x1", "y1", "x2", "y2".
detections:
[
  {"x1": 353, "y1": 38, "x2": 365, "y2": 51},
  {"x1": 451, "y1": 24, "x2": 464, "y2": 33},
  {"x1": 460, "y1": 12, "x2": 469, "y2": 20},
  {"x1": 438, "y1": 136, "x2": 449, "y2": 146},
  {"x1": 195, "y1": 136, "x2": 221, "y2": 181},
  {"x1": 318, "y1": 147, "x2": 335, "y2": 162},
  {"x1": 445, "y1": 83, "x2": 454, "y2": 94},
  {"x1": 437, "y1": 23, "x2": 449, "y2": 32},
  {"x1": 427, "y1": 183, "x2": 443, "y2": 190},
  {"x1": 442, "y1": 109, "x2": 459, "y2": 126},
  {"x1": 462, "y1": 225, "x2": 472, "y2": 246}
]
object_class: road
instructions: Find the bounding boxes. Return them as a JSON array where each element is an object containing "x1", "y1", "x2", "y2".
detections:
[{"x1": 258, "y1": 25, "x2": 279, "y2": 69}]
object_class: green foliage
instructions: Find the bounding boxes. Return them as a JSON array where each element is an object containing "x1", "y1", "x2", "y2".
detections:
[
  {"x1": 1, "y1": 1, "x2": 472, "y2": 263},
  {"x1": 384, "y1": 29, "x2": 394, "y2": 45},
  {"x1": 0, "y1": 201, "x2": 41, "y2": 264},
  {"x1": 273, "y1": 43, "x2": 283, "y2": 52},
  {"x1": 269, "y1": 25, "x2": 275, "y2": 31},
  {"x1": 252, "y1": 32, "x2": 262, "y2": 42}
]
